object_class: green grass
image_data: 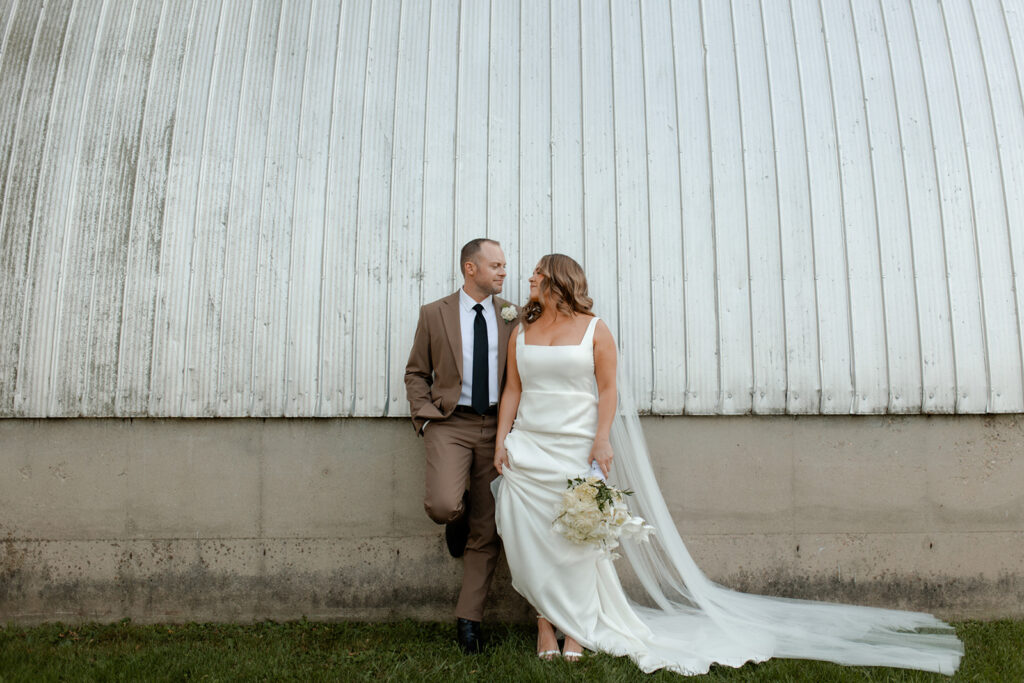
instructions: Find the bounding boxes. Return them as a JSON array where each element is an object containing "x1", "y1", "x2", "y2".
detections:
[{"x1": 0, "y1": 619, "x2": 1019, "y2": 682}]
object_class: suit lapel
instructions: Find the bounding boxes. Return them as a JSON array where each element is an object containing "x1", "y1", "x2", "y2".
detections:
[
  {"x1": 494, "y1": 297, "x2": 513, "y2": 389},
  {"x1": 439, "y1": 291, "x2": 463, "y2": 379}
]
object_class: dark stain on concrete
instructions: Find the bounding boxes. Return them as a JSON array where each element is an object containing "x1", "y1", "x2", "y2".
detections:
[
  {"x1": 1, "y1": 535, "x2": 1017, "y2": 625},
  {"x1": 0, "y1": 539, "x2": 531, "y2": 624},
  {"x1": 723, "y1": 568, "x2": 1024, "y2": 618}
]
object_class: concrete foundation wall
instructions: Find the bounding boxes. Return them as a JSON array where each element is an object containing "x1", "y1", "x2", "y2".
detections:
[{"x1": 1, "y1": 416, "x2": 1022, "y2": 624}]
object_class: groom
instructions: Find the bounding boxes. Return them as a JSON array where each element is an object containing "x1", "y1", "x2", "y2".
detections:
[{"x1": 404, "y1": 238, "x2": 518, "y2": 653}]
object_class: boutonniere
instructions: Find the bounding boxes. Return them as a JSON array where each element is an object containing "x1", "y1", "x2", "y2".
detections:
[{"x1": 500, "y1": 304, "x2": 517, "y2": 323}]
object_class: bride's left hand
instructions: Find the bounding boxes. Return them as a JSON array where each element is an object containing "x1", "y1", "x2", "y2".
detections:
[
  {"x1": 494, "y1": 445, "x2": 509, "y2": 474},
  {"x1": 589, "y1": 438, "x2": 613, "y2": 478}
]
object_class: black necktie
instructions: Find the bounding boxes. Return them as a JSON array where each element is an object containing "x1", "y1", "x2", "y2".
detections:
[{"x1": 472, "y1": 303, "x2": 489, "y2": 414}]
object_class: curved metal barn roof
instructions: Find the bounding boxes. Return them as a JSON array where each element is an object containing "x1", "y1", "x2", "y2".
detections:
[{"x1": 1, "y1": 0, "x2": 1023, "y2": 417}]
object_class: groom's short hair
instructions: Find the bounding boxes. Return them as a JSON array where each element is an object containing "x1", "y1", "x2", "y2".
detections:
[{"x1": 460, "y1": 238, "x2": 500, "y2": 276}]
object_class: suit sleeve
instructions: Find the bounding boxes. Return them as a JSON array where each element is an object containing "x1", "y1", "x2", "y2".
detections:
[{"x1": 405, "y1": 305, "x2": 435, "y2": 434}]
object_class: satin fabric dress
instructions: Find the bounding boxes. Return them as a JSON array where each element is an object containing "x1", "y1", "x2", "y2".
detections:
[{"x1": 493, "y1": 317, "x2": 751, "y2": 674}]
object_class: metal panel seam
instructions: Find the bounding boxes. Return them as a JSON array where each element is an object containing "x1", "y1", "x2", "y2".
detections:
[
  {"x1": 819, "y1": 0, "x2": 857, "y2": 413},
  {"x1": 971, "y1": 0, "x2": 1024, "y2": 405},
  {"x1": 215, "y1": 0, "x2": 256, "y2": 410},
  {"x1": 848, "y1": 0, "x2": 893, "y2": 412},
  {"x1": 114, "y1": 0, "x2": 168, "y2": 415},
  {"x1": 937, "y1": 1, "x2": 992, "y2": 413},
  {"x1": 759, "y1": 0, "x2": 790, "y2": 413},
  {"x1": 82, "y1": 0, "x2": 137, "y2": 415},
  {"x1": 146, "y1": 0, "x2": 195, "y2": 415},
  {"x1": 877, "y1": 0, "x2": 927, "y2": 411}
]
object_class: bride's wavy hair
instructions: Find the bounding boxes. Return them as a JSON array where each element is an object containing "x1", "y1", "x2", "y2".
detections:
[{"x1": 523, "y1": 254, "x2": 593, "y2": 324}]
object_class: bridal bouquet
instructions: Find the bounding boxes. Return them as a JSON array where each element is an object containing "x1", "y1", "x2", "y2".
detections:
[{"x1": 552, "y1": 465, "x2": 653, "y2": 555}]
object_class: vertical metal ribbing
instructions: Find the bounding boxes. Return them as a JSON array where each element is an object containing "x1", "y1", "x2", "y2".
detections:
[
  {"x1": 346, "y1": 0, "x2": 376, "y2": 415},
  {"x1": 877, "y1": 0, "x2": 926, "y2": 411},
  {"x1": 0, "y1": 0, "x2": 32, "y2": 232},
  {"x1": 758, "y1": 0, "x2": 790, "y2": 412},
  {"x1": 7, "y1": 0, "x2": 1024, "y2": 417},
  {"x1": 452, "y1": 0, "x2": 462, "y2": 289},
  {"x1": 787, "y1": 0, "x2": 824, "y2": 411},
  {"x1": 248, "y1": 0, "x2": 286, "y2": 416},
  {"x1": 577, "y1": 0, "x2": 586, "y2": 268},
  {"x1": 415, "y1": 0, "x2": 433, "y2": 305},
  {"x1": 0, "y1": 0, "x2": 23, "y2": 68},
  {"x1": 82, "y1": 0, "x2": 137, "y2": 415},
  {"x1": 637, "y1": 0, "x2": 655, "y2": 408},
  {"x1": 972, "y1": 0, "x2": 1024, "y2": 407},
  {"x1": 1002, "y1": 0, "x2": 1024, "y2": 105},
  {"x1": 608, "y1": 0, "x2": 622, "y2": 349},
  {"x1": 178, "y1": 0, "x2": 224, "y2": 415},
  {"x1": 667, "y1": 0, "x2": 687, "y2": 413},
  {"x1": 316, "y1": 0, "x2": 345, "y2": 417},
  {"x1": 1000, "y1": 0, "x2": 1024, "y2": 407},
  {"x1": 17, "y1": 0, "x2": 78, "y2": 415},
  {"x1": 937, "y1": 1, "x2": 991, "y2": 412},
  {"x1": 727, "y1": 0, "x2": 756, "y2": 411},
  {"x1": 0, "y1": 1, "x2": 44, "y2": 271},
  {"x1": 818, "y1": 0, "x2": 857, "y2": 413},
  {"x1": 283, "y1": 0, "x2": 316, "y2": 413},
  {"x1": 516, "y1": 0, "x2": 522, "y2": 293},
  {"x1": 698, "y1": 0, "x2": 722, "y2": 413},
  {"x1": 908, "y1": 1, "x2": 958, "y2": 411},
  {"x1": 114, "y1": 0, "x2": 168, "y2": 415},
  {"x1": 848, "y1": 0, "x2": 892, "y2": 411},
  {"x1": 485, "y1": 0, "x2": 491, "y2": 242},
  {"x1": 382, "y1": 0, "x2": 407, "y2": 415},
  {"x1": 547, "y1": 0, "x2": 553, "y2": 252},
  {"x1": 0, "y1": 0, "x2": 45, "y2": 413},
  {"x1": 215, "y1": 0, "x2": 255, "y2": 412},
  {"x1": 146, "y1": 0, "x2": 194, "y2": 414}
]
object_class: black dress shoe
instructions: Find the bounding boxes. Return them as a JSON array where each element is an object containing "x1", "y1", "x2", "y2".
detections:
[
  {"x1": 445, "y1": 491, "x2": 470, "y2": 558},
  {"x1": 456, "y1": 617, "x2": 483, "y2": 654}
]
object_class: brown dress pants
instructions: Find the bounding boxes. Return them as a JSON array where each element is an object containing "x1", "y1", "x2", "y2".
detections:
[{"x1": 422, "y1": 410, "x2": 500, "y2": 622}]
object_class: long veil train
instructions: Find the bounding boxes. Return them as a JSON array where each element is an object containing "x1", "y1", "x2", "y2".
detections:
[{"x1": 608, "y1": 367, "x2": 963, "y2": 675}]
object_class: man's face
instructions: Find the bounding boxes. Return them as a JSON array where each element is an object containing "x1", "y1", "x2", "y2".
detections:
[{"x1": 467, "y1": 242, "x2": 507, "y2": 296}]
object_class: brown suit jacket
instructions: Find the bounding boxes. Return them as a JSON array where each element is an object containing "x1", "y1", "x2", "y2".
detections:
[{"x1": 405, "y1": 291, "x2": 519, "y2": 434}]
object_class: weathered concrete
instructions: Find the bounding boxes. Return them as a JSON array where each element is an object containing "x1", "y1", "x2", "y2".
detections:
[{"x1": 1, "y1": 415, "x2": 1022, "y2": 624}]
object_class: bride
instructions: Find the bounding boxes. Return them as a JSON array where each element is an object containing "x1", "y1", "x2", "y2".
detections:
[{"x1": 491, "y1": 254, "x2": 963, "y2": 675}]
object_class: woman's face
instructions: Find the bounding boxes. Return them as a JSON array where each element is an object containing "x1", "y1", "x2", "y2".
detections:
[{"x1": 527, "y1": 265, "x2": 545, "y2": 302}]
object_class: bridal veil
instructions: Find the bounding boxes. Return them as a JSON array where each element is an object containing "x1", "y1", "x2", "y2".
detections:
[{"x1": 608, "y1": 366, "x2": 963, "y2": 675}]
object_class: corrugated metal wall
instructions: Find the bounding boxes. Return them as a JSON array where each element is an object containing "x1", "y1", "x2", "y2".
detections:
[{"x1": 1, "y1": 0, "x2": 1023, "y2": 417}]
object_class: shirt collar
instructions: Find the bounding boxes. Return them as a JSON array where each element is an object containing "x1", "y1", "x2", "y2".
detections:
[{"x1": 460, "y1": 287, "x2": 494, "y2": 313}]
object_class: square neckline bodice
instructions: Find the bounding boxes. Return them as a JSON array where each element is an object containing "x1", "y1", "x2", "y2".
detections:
[{"x1": 520, "y1": 316, "x2": 599, "y2": 348}]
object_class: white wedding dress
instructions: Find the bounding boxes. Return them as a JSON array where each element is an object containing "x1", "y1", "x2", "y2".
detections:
[{"x1": 493, "y1": 317, "x2": 962, "y2": 676}]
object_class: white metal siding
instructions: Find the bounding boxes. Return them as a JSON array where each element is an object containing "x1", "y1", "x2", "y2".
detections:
[{"x1": 1, "y1": 0, "x2": 1023, "y2": 417}]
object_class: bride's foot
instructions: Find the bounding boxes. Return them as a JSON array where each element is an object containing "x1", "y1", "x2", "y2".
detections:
[
  {"x1": 562, "y1": 635, "x2": 584, "y2": 662},
  {"x1": 536, "y1": 616, "x2": 560, "y2": 660}
]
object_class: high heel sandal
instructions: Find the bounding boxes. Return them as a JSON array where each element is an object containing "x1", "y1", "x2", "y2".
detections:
[
  {"x1": 536, "y1": 615, "x2": 561, "y2": 660},
  {"x1": 562, "y1": 637, "x2": 584, "y2": 662}
]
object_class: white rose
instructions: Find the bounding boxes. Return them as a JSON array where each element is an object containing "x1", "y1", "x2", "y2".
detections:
[{"x1": 501, "y1": 305, "x2": 517, "y2": 322}]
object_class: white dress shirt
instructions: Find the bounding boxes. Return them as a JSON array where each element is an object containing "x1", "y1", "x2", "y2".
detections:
[{"x1": 458, "y1": 288, "x2": 499, "y2": 407}]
